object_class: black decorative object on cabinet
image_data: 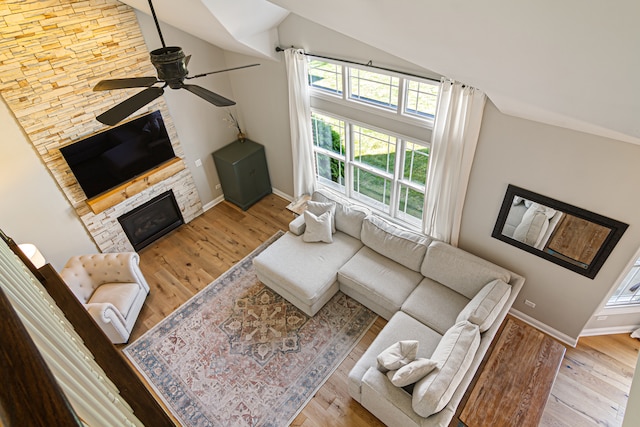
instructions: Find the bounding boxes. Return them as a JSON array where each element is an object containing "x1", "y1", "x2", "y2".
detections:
[{"x1": 213, "y1": 139, "x2": 272, "y2": 210}]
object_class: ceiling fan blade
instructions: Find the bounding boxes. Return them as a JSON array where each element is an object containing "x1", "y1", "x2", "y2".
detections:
[
  {"x1": 93, "y1": 77, "x2": 159, "y2": 91},
  {"x1": 96, "y1": 87, "x2": 164, "y2": 126},
  {"x1": 186, "y1": 63, "x2": 260, "y2": 80},
  {"x1": 181, "y1": 84, "x2": 235, "y2": 107}
]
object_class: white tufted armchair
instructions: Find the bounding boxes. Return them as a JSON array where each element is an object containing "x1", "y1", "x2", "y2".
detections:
[{"x1": 59, "y1": 252, "x2": 150, "y2": 344}]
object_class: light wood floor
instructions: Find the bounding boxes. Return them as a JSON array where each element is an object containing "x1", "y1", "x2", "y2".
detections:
[{"x1": 129, "y1": 194, "x2": 639, "y2": 426}]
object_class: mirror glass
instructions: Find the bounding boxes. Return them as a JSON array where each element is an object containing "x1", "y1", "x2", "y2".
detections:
[{"x1": 492, "y1": 185, "x2": 628, "y2": 279}]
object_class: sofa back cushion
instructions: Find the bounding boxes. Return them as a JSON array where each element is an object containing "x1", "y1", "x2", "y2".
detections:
[
  {"x1": 312, "y1": 189, "x2": 371, "y2": 239},
  {"x1": 421, "y1": 242, "x2": 512, "y2": 299},
  {"x1": 411, "y1": 321, "x2": 480, "y2": 417},
  {"x1": 456, "y1": 279, "x2": 511, "y2": 332},
  {"x1": 361, "y1": 215, "x2": 431, "y2": 272}
]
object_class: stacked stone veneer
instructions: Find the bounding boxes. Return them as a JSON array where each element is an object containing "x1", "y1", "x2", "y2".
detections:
[{"x1": 0, "y1": 0, "x2": 203, "y2": 252}]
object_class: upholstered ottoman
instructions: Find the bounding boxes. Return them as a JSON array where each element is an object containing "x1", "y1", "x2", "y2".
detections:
[{"x1": 253, "y1": 231, "x2": 363, "y2": 316}]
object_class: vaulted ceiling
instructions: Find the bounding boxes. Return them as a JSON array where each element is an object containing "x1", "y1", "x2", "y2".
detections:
[{"x1": 122, "y1": 0, "x2": 640, "y2": 145}]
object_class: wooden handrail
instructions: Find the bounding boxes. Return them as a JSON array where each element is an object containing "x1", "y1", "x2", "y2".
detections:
[
  {"x1": 1, "y1": 231, "x2": 175, "y2": 426},
  {"x1": 0, "y1": 285, "x2": 82, "y2": 426}
]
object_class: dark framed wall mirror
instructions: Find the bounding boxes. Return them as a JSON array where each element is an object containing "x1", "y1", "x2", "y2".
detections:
[{"x1": 492, "y1": 184, "x2": 628, "y2": 279}]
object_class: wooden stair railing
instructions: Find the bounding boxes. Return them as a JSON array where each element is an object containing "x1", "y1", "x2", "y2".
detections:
[
  {"x1": 1, "y1": 231, "x2": 175, "y2": 426},
  {"x1": 0, "y1": 283, "x2": 82, "y2": 426}
]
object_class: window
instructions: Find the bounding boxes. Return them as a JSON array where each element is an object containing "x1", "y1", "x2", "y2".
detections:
[
  {"x1": 311, "y1": 112, "x2": 429, "y2": 227},
  {"x1": 308, "y1": 60, "x2": 343, "y2": 95},
  {"x1": 607, "y1": 256, "x2": 640, "y2": 307},
  {"x1": 405, "y1": 80, "x2": 439, "y2": 119},
  {"x1": 308, "y1": 58, "x2": 438, "y2": 228},
  {"x1": 349, "y1": 68, "x2": 399, "y2": 110}
]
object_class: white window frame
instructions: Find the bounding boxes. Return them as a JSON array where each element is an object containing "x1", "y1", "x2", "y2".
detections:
[
  {"x1": 308, "y1": 57, "x2": 437, "y2": 229},
  {"x1": 308, "y1": 58, "x2": 438, "y2": 130},
  {"x1": 598, "y1": 247, "x2": 640, "y2": 315},
  {"x1": 311, "y1": 108, "x2": 429, "y2": 229}
]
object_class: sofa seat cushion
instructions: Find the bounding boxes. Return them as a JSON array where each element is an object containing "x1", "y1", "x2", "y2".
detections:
[
  {"x1": 348, "y1": 311, "x2": 442, "y2": 402},
  {"x1": 401, "y1": 278, "x2": 470, "y2": 335},
  {"x1": 361, "y1": 367, "x2": 424, "y2": 427},
  {"x1": 361, "y1": 215, "x2": 432, "y2": 272},
  {"x1": 457, "y1": 279, "x2": 512, "y2": 332},
  {"x1": 421, "y1": 241, "x2": 512, "y2": 299},
  {"x1": 338, "y1": 246, "x2": 423, "y2": 320},
  {"x1": 88, "y1": 282, "x2": 139, "y2": 318},
  {"x1": 252, "y1": 231, "x2": 363, "y2": 316},
  {"x1": 412, "y1": 321, "x2": 480, "y2": 418}
]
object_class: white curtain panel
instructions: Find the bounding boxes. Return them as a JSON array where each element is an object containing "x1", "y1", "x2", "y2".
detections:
[
  {"x1": 423, "y1": 79, "x2": 486, "y2": 245},
  {"x1": 284, "y1": 48, "x2": 316, "y2": 199}
]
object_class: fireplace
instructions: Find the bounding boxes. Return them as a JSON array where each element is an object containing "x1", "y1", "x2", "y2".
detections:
[{"x1": 118, "y1": 190, "x2": 184, "y2": 251}]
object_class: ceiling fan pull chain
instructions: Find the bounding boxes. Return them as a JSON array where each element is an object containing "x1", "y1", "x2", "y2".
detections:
[{"x1": 148, "y1": 0, "x2": 166, "y2": 48}]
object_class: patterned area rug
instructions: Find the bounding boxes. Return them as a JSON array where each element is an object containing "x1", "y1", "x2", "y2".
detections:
[{"x1": 124, "y1": 232, "x2": 377, "y2": 426}]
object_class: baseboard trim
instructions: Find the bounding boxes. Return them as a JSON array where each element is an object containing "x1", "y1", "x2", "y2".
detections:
[
  {"x1": 580, "y1": 325, "x2": 639, "y2": 337},
  {"x1": 202, "y1": 189, "x2": 292, "y2": 213},
  {"x1": 202, "y1": 195, "x2": 225, "y2": 212},
  {"x1": 509, "y1": 309, "x2": 579, "y2": 347},
  {"x1": 271, "y1": 188, "x2": 293, "y2": 202}
]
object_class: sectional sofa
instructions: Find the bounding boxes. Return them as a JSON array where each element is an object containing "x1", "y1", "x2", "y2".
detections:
[{"x1": 253, "y1": 188, "x2": 524, "y2": 426}]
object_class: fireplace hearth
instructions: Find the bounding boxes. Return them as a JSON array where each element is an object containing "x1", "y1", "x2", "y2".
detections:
[{"x1": 118, "y1": 190, "x2": 184, "y2": 251}]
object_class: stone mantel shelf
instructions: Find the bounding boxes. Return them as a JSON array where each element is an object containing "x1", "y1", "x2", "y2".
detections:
[{"x1": 86, "y1": 157, "x2": 186, "y2": 214}]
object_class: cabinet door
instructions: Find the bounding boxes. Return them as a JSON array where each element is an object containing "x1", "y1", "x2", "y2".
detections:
[
  {"x1": 213, "y1": 140, "x2": 272, "y2": 210},
  {"x1": 235, "y1": 150, "x2": 271, "y2": 207}
]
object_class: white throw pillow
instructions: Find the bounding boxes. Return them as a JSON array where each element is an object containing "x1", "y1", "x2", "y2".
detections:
[
  {"x1": 412, "y1": 321, "x2": 480, "y2": 417},
  {"x1": 376, "y1": 340, "x2": 419, "y2": 372},
  {"x1": 306, "y1": 200, "x2": 336, "y2": 233},
  {"x1": 303, "y1": 210, "x2": 333, "y2": 243},
  {"x1": 457, "y1": 279, "x2": 511, "y2": 332},
  {"x1": 387, "y1": 358, "x2": 438, "y2": 387}
]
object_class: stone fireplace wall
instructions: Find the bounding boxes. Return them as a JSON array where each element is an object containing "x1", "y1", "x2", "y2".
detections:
[{"x1": 0, "y1": 0, "x2": 202, "y2": 252}]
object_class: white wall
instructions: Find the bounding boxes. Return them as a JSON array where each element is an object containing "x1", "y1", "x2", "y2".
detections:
[
  {"x1": 460, "y1": 101, "x2": 640, "y2": 339},
  {"x1": 221, "y1": 13, "x2": 443, "y2": 199},
  {"x1": 0, "y1": 99, "x2": 97, "y2": 270},
  {"x1": 223, "y1": 50, "x2": 293, "y2": 197},
  {"x1": 135, "y1": 11, "x2": 247, "y2": 207},
  {"x1": 245, "y1": 13, "x2": 640, "y2": 341}
]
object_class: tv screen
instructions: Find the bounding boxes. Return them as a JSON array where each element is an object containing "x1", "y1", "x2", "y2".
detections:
[{"x1": 60, "y1": 111, "x2": 176, "y2": 199}]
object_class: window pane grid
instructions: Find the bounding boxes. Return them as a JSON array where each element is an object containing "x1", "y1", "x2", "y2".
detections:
[
  {"x1": 311, "y1": 113, "x2": 346, "y2": 156},
  {"x1": 349, "y1": 68, "x2": 399, "y2": 110},
  {"x1": 307, "y1": 58, "x2": 436, "y2": 229},
  {"x1": 308, "y1": 60, "x2": 343, "y2": 95},
  {"x1": 403, "y1": 141, "x2": 429, "y2": 185},
  {"x1": 405, "y1": 80, "x2": 439, "y2": 119},
  {"x1": 311, "y1": 112, "x2": 347, "y2": 189},
  {"x1": 607, "y1": 260, "x2": 640, "y2": 306},
  {"x1": 353, "y1": 125, "x2": 397, "y2": 174},
  {"x1": 397, "y1": 183, "x2": 425, "y2": 224},
  {"x1": 315, "y1": 153, "x2": 345, "y2": 190},
  {"x1": 352, "y1": 166, "x2": 392, "y2": 212}
]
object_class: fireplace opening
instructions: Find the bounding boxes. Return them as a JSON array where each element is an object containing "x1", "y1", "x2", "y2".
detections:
[{"x1": 118, "y1": 190, "x2": 184, "y2": 251}]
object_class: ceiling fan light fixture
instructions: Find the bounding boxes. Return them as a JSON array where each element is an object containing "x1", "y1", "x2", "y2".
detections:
[
  {"x1": 91, "y1": 0, "x2": 258, "y2": 125},
  {"x1": 150, "y1": 46, "x2": 188, "y2": 86}
]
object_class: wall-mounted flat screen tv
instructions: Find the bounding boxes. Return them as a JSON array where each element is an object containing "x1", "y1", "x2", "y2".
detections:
[{"x1": 60, "y1": 111, "x2": 176, "y2": 199}]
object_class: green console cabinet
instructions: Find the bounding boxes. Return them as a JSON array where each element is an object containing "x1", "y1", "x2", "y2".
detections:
[{"x1": 212, "y1": 139, "x2": 272, "y2": 210}]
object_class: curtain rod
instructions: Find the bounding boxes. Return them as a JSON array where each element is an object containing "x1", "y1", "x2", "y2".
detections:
[{"x1": 275, "y1": 46, "x2": 441, "y2": 84}]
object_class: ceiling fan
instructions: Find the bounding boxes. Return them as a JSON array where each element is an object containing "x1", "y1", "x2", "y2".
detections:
[{"x1": 93, "y1": 0, "x2": 259, "y2": 126}]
